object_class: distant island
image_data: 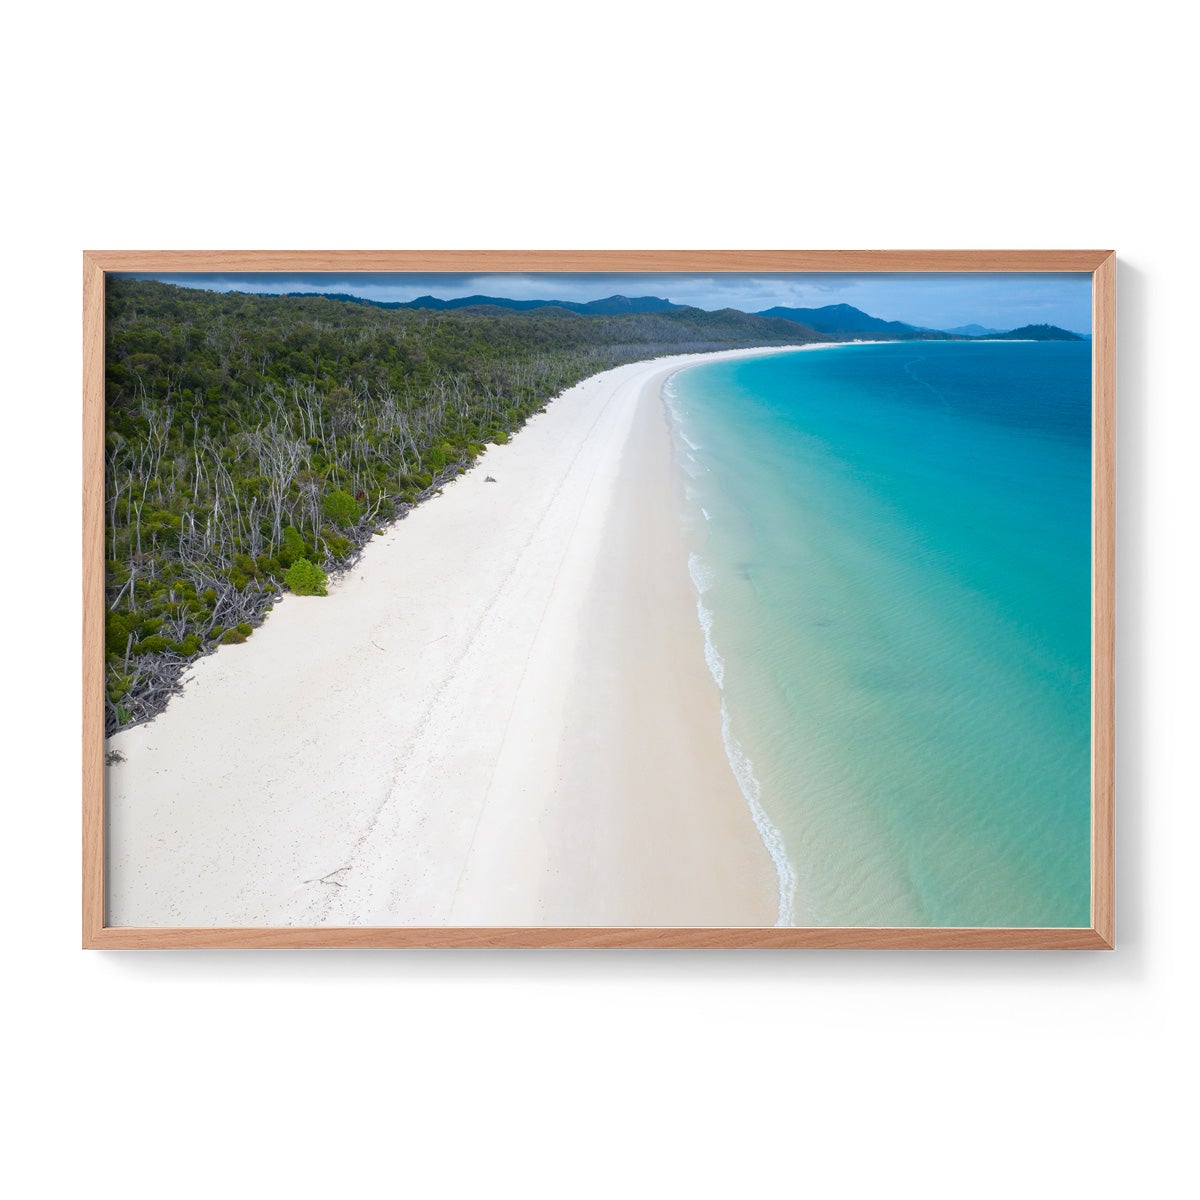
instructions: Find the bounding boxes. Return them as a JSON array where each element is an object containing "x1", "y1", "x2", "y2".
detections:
[{"x1": 977, "y1": 323, "x2": 1085, "y2": 341}]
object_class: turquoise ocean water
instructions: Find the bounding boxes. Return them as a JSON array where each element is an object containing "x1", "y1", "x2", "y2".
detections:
[{"x1": 666, "y1": 342, "x2": 1092, "y2": 927}]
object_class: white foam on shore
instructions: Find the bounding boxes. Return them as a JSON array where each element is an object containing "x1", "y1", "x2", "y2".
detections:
[
  {"x1": 718, "y1": 698, "x2": 798, "y2": 927},
  {"x1": 695, "y1": 598, "x2": 724, "y2": 689},
  {"x1": 685, "y1": 548, "x2": 797, "y2": 925},
  {"x1": 687, "y1": 550, "x2": 716, "y2": 594},
  {"x1": 688, "y1": 578, "x2": 796, "y2": 927}
]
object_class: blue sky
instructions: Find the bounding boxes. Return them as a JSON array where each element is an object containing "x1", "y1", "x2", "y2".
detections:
[{"x1": 127, "y1": 272, "x2": 1093, "y2": 334}]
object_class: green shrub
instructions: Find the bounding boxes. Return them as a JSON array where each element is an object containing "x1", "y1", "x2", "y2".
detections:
[
  {"x1": 284, "y1": 558, "x2": 327, "y2": 597},
  {"x1": 143, "y1": 509, "x2": 182, "y2": 538},
  {"x1": 236, "y1": 622, "x2": 253, "y2": 637},
  {"x1": 320, "y1": 526, "x2": 351, "y2": 559},
  {"x1": 219, "y1": 628, "x2": 247, "y2": 645},
  {"x1": 279, "y1": 525, "x2": 306, "y2": 567},
  {"x1": 322, "y1": 489, "x2": 361, "y2": 526},
  {"x1": 106, "y1": 611, "x2": 132, "y2": 657},
  {"x1": 493, "y1": 431, "x2": 509, "y2": 445}
]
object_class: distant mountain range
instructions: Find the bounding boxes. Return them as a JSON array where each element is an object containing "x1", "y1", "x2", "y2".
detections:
[
  {"x1": 944, "y1": 323, "x2": 1002, "y2": 337},
  {"x1": 754, "y1": 303, "x2": 927, "y2": 337},
  {"x1": 290, "y1": 291, "x2": 688, "y2": 316},
  {"x1": 752, "y1": 305, "x2": 1082, "y2": 342},
  {"x1": 757, "y1": 304, "x2": 1083, "y2": 342},
  {"x1": 281, "y1": 291, "x2": 1083, "y2": 341}
]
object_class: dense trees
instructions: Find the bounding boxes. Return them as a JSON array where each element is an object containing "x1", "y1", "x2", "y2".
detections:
[{"x1": 103, "y1": 279, "x2": 817, "y2": 732}]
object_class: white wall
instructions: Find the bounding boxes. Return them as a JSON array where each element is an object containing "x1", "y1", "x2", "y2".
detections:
[{"x1": 3, "y1": 2, "x2": 1193, "y2": 1196}]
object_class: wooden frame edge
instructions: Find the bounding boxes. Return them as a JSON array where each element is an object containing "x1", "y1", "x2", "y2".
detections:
[
  {"x1": 83, "y1": 253, "x2": 106, "y2": 948},
  {"x1": 83, "y1": 926, "x2": 1111, "y2": 950},
  {"x1": 84, "y1": 249, "x2": 1114, "y2": 274},
  {"x1": 83, "y1": 250, "x2": 1115, "y2": 950},
  {"x1": 1091, "y1": 252, "x2": 1116, "y2": 948}
]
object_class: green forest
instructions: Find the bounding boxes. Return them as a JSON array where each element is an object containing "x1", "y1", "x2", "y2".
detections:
[{"x1": 104, "y1": 279, "x2": 820, "y2": 733}]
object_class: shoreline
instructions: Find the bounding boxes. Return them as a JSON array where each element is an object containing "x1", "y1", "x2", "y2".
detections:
[
  {"x1": 661, "y1": 341, "x2": 870, "y2": 924},
  {"x1": 107, "y1": 345, "x2": 812, "y2": 927}
]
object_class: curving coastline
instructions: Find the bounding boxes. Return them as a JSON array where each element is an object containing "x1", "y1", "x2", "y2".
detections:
[{"x1": 107, "y1": 348, "x2": 804, "y2": 927}]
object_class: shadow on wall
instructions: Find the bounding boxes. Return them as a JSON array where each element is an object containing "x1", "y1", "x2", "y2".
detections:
[{"x1": 99, "y1": 263, "x2": 1148, "y2": 986}]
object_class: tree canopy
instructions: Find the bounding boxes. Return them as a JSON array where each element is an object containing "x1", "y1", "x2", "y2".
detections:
[{"x1": 103, "y1": 278, "x2": 819, "y2": 732}]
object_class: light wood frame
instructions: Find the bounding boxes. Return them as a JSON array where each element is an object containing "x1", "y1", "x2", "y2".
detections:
[{"x1": 83, "y1": 250, "x2": 1115, "y2": 949}]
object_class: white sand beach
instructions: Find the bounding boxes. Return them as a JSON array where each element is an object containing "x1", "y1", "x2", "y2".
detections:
[{"x1": 106, "y1": 348, "x2": 805, "y2": 927}]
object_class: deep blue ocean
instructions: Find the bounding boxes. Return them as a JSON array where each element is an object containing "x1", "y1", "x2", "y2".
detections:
[{"x1": 667, "y1": 342, "x2": 1092, "y2": 927}]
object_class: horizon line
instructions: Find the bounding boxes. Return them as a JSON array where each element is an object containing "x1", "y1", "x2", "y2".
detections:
[{"x1": 115, "y1": 274, "x2": 1092, "y2": 337}]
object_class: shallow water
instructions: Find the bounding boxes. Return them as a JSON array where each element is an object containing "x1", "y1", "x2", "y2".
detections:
[{"x1": 667, "y1": 342, "x2": 1092, "y2": 927}]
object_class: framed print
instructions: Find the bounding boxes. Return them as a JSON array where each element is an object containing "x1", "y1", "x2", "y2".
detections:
[{"x1": 83, "y1": 250, "x2": 1114, "y2": 948}]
